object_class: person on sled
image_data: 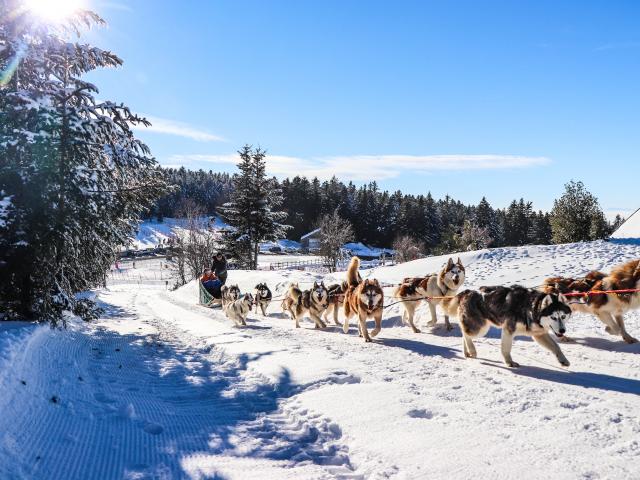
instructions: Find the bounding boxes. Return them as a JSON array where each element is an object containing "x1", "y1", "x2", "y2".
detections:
[{"x1": 201, "y1": 268, "x2": 222, "y2": 298}]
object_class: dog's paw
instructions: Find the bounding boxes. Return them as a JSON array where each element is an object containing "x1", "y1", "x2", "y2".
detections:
[
  {"x1": 623, "y1": 335, "x2": 639, "y2": 344},
  {"x1": 464, "y1": 352, "x2": 476, "y2": 358},
  {"x1": 559, "y1": 359, "x2": 570, "y2": 367},
  {"x1": 445, "y1": 324, "x2": 453, "y2": 332},
  {"x1": 364, "y1": 337, "x2": 372, "y2": 343},
  {"x1": 507, "y1": 361, "x2": 520, "y2": 368},
  {"x1": 412, "y1": 327, "x2": 421, "y2": 334}
]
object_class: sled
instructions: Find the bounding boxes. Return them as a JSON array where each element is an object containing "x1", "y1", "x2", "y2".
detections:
[{"x1": 199, "y1": 281, "x2": 222, "y2": 308}]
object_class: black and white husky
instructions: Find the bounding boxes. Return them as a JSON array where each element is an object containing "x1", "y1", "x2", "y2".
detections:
[
  {"x1": 224, "y1": 293, "x2": 254, "y2": 327},
  {"x1": 449, "y1": 285, "x2": 572, "y2": 367},
  {"x1": 254, "y1": 282, "x2": 272, "y2": 316}
]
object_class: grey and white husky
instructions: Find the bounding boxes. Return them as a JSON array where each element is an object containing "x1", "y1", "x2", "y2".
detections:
[
  {"x1": 221, "y1": 284, "x2": 241, "y2": 308},
  {"x1": 254, "y1": 282, "x2": 272, "y2": 316},
  {"x1": 224, "y1": 293, "x2": 254, "y2": 327},
  {"x1": 449, "y1": 285, "x2": 572, "y2": 367}
]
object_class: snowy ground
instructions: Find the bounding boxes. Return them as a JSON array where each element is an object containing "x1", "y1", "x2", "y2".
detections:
[{"x1": 2, "y1": 240, "x2": 640, "y2": 479}]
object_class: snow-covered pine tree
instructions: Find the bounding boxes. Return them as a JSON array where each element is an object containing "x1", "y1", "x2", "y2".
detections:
[
  {"x1": 0, "y1": 2, "x2": 167, "y2": 324},
  {"x1": 219, "y1": 146, "x2": 290, "y2": 269}
]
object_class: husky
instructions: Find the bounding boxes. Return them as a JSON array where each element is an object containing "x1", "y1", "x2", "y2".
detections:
[
  {"x1": 323, "y1": 281, "x2": 348, "y2": 326},
  {"x1": 342, "y1": 257, "x2": 384, "y2": 342},
  {"x1": 541, "y1": 271, "x2": 607, "y2": 341},
  {"x1": 450, "y1": 285, "x2": 571, "y2": 367},
  {"x1": 394, "y1": 257, "x2": 466, "y2": 333},
  {"x1": 585, "y1": 259, "x2": 640, "y2": 344},
  {"x1": 254, "y1": 282, "x2": 272, "y2": 316},
  {"x1": 221, "y1": 284, "x2": 241, "y2": 308},
  {"x1": 542, "y1": 271, "x2": 607, "y2": 315},
  {"x1": 224, "y1": 293, "x2": 254, "y2": 327},
  {"x1": 543, "y1": 264, "x2": 639, "y2": 344},
  {"x1": 282, "y1": 281, "x2": 330, "y2": 329}
]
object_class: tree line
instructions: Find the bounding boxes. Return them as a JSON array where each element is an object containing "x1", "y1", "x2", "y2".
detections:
[{"x1": 149, "y1": 164, "x2": 623, "y2": 254}]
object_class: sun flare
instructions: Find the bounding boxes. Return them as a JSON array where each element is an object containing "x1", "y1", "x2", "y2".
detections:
[{"x1": 25, "y1": 0, "x2": 84, "y2": 23}]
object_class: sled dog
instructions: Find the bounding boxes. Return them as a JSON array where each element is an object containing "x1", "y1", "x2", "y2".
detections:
[
  {"x1": 224, "y1": 293, "x2": 254, "y2": 327},
  {"x1": 282, "y1": 281, "x2": 330, "y2": 329},
  {"x1": 543, "y1": 263, "x2": 639, "y2": 343},
  {"x1": 254, "y1": 282, "x2": 272, "y2": 316},
  {"x1": 586, "y1": 259, "x2": 640, "y2": 343},
  {"x1": 342, "y1": 257, "x2": 384, "y2": 342},
  {"x1": 542, "y1": 271, "x2": 607, "y2": 315},
  {"x1": 394, "y1": 257, "x2": 465, "y2": 332},
  {"x1": 451, "y1": 285, "x2": 571, "y2": 367},
  {"x1": 221, "y1": 284, "x2": 241, "y2": 308},
  {"x1": 323, "y1": 282, "x2": 348, "y2": 326}
]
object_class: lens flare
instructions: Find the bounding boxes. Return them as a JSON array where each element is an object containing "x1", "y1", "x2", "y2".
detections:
[{"x1": 25, "y1": 0, "x2": 84, "y2": 23}]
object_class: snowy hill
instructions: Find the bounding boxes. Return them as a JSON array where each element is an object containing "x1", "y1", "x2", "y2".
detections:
[
  {"x1": 1, "y1": 240, "x2": 640, "y2": 478},
  {"x1": 128, "y1": 217, "x2": 229, "y2": 250}
]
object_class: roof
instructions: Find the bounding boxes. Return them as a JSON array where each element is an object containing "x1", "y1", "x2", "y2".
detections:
[
  {"x1": 610, "y1": 207, "x2": 640, "y2": 242},
  {"x1": 300, "y1": 228, "x2": 321, "y2": 241}
]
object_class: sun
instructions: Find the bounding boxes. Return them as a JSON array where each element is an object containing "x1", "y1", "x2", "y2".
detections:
[{"x1": 25, "y1": 0, "x2": 85, "y2": 23}]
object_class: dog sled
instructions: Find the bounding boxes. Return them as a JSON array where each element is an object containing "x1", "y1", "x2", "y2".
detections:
[{"x1": 199, "y1": 281, "x2": 222, "y2": 308}]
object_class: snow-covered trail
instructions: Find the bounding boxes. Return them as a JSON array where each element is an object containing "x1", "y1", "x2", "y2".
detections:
[{"x1": 1, "y1": 240, "x2": 640, "y2": 479}]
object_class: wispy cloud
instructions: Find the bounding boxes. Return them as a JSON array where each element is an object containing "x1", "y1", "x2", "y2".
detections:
[
  {"x1": 134, "y1": 116, "x2": 225, "y2": 142},
  {"x1": 595, "y1": 41, "x2": 640, "y2": 52},
  {"x1": 165, "y1": 153, "x2": 550, "y2": 181}
]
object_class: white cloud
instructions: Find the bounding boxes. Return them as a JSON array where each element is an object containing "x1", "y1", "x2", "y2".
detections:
[
  {"x1": 165, "y1": 153, "x2": 550, "y2": 181},
  {"x1": 134, "y1": 116, "x2": 225, "y2": 142},
  {"x1": 595, "y1": 41, "x2": 640, "y2": 52}
]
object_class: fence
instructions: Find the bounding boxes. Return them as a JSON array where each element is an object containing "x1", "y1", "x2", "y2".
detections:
[{"x1": 266, "y1": 259, "x2": 332, "y2": 271}]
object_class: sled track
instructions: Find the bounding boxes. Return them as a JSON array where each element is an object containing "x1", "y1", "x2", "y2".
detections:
[{"x1": 0, "y1": 292, "x2": 361, "y2": 479}]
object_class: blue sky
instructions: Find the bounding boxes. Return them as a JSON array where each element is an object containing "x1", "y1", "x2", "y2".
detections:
[{"x1": 83, "y1": 0, "x2": 639, "y2": 217}]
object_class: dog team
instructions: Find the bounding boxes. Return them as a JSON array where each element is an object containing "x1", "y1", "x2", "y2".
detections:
[{"x1": 218, "y1": 255, "x2": 640, "y2": 368}]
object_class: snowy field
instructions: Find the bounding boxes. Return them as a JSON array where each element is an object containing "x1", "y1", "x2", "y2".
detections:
[{"x1": 1, "y1": 240, "x2": 640, "y2": 479}]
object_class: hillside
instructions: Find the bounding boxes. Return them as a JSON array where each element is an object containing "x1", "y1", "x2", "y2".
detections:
[{"x1": 0, "y1": 240, "x2": 639, "y2": 479}]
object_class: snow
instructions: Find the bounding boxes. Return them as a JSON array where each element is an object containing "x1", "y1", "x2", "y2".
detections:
[
  {"x1": 129, "y1": 217, "x2": 228, "y2": 250},
  {"x1": 611, "y1": 207, "x2": 640, "y2": 243},
  {"x1": 343, "y1": 242, "x2": 394, "y2": 258},
  {"x1": 1, "y1": 240, "x2": 640, "y2": 478},
  {"x1": 0, "y1": 193, "x2": 12, "y2": 228},
  {"x1": 259, "y1": 239, "x2": 302, "y2": 253}
]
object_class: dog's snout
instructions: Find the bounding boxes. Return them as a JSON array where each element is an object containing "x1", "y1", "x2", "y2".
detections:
[{"x1": 559, "y1": 328, "x2": 566, "y2": 335}]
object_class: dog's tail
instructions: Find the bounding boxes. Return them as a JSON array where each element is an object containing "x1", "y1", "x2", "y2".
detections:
[
  {"x1": 346, "y1": 256, "x2": 362, "y2": 287},
  {"x1": 288, "y1": 283, "x2": 302, "y2": 302}
]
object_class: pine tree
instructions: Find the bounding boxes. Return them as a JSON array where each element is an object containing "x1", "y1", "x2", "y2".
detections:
[
  {"x1": 219, "y1": 146, "x2": 290, "y2": 269},
  {"x1": 550, "y1": 180, "x2": 606, "y2": 243},
  {"x1": 0, "y1": 3, "x2": 167, "y2": 324}
]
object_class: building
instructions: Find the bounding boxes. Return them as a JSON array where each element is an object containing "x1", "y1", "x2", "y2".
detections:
[
  {"x1": 300, "y1": 228, "x2": 321, "y2": 252},
  {"x1": 610, "y1": 208, "x2": 640, "y2": 244}
]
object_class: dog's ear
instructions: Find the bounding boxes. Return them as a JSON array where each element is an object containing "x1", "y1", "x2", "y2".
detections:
[
  {"x1": 447, "y1": 258, "x2": 454, "y2": 269},
  {"x1": 457, "y1": 257, "x2": 462, "y2": 266},
  {"x1": 558, "y1": 293, "x2": 569, "y2": 305},
  {"x1": 541, "y1": 294, "x2": 554, "y2": 310},
  {"x1": 373, "y1": 279, "x2": 380, "y2": 287}
]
